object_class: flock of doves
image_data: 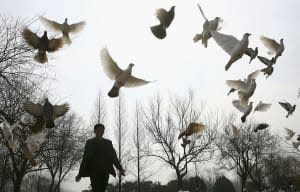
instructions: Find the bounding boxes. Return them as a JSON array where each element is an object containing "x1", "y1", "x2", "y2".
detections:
[{"x1": 1, "y1": 3, "x2": 300, "y2": 166}]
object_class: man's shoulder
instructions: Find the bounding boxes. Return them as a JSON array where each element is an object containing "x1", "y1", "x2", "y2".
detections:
[{"x1": 102, "y1": 138, "x2": 112, "y2": 143}]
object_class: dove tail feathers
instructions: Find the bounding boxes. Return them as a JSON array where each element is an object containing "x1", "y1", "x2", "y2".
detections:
[
  {"x1": 193, "y1": 34, "x2": 202, "y2": 42},
  {"x1": 108, "y1": 86, "x2": 120, "y2": 98},
  {"x1": 34, "y1": 51, "x2": 47, "y2": 63},
  {"x1": 62, "y1": 33, "x2": 72, "y2": 45},
  {"x1": 241, "y1": 115, "x2": 246, "y2": 123},
  {"x1": 150, "y1": 24, "x2": 166, "y2": 39}
]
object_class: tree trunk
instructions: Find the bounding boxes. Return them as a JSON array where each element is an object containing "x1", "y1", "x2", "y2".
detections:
[
  {"x1": 241, "y1": 175, "x2": 247, "y2": 192},
  {"x1": 13, "y1": 177, "x2": 22, "y2": 192},
  {"x1": 176, "y1": 174, "x2": 183, "y2": 191}
]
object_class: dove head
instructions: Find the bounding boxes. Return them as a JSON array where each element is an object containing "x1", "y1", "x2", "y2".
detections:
[
  {"x1": 128, "y1": 63, "x2": 135, "y2": 69},
  {"x1": 280, "y1": 38, "x2": 284, "y2": 43},
  {"x1": 170, "y1": 6, "x2": 176, "y2": 10},
  {"x1": 254, "y1": 47, "x2": 258, "y2": 53},
  {"x1": 244, "y1": 33, "x2": 251, "y2": 38}
]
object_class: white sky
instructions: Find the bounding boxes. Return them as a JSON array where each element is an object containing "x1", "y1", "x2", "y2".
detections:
[{"x1": 1, "y1": 0, "x2": 300, "y2": 191}]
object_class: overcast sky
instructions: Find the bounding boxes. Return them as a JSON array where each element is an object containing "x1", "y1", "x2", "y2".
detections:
[{"x1": 2, "y1": 0, "x2": 300, "y2": 191}]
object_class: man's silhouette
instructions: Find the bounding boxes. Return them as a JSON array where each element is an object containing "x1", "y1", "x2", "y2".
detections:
[{"x1": 76, "y1": 124, "x2": 125, "y2": 192}]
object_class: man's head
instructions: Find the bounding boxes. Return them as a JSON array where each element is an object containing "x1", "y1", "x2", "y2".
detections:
[{"x1": 94, "y1": 123, "x2": 105, "y2": 138}]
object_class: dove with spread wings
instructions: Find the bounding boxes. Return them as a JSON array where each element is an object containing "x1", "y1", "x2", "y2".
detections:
[
  {"x1": 40, "y1": 17, "x2": 86, "y2": 44},
  {"x1": 100, "y1": 48, "x2": 153, "y2": 98}
]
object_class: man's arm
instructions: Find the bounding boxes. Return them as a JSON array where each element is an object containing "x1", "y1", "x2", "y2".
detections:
[{"x1": 110, "y1": 141, "x2": 125, "y2": 175}]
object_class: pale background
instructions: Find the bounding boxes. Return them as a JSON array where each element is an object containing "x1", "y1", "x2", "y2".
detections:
[{"x1": 1, "y1": 0, "x2": 300, "y2": 191}]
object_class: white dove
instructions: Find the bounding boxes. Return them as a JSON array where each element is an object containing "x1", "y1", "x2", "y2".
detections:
[
  {"x1": 254, "y1": 101, "x2": 272, "y2": 112},
  {"x1": 232, "y1": 100, "x2": 253, "y2": 123},
  {"x1": 211, "y1": 31, "x2": 251, "y2": 71},
  {"x1": 0, "y1": 120, "x2": 19, "y2": 150},
  {"x1": 257, "y1": 56, "x2": 275, "y2": 78},
  {"x1": 226, "y1": 70, "x2": 260, "y2": 106},
  {"x1": 22, "y1": 130, "x2": 46, "y2": 166},
  {"x1": 284, "y1": 128, "x2": 295, "y2": 140},
  {"x1": 100, "y1": 48, "x2": 152, "y2": 97},
  {"x1": 40, "y1": 17, "x2": 86, "y2": 44},
  {"x1": 193, "y1": 3, "x2": 223, "y2": 48},
  {"x1": 260, "y1": 36, "x2": 284, "y2": 63}
]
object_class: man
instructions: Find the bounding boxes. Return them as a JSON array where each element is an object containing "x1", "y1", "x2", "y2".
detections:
[{"x1": 76, "y1": 124, "x2": 125, "y2": 192}]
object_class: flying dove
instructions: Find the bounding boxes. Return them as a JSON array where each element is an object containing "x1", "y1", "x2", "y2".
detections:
[
  {"x1": 253, "y1": 123, "x2": 269, "y2": 132},
  {"x1": 24, "y1": 98, "x2": 69, "y2": 128},
  {"x1": 22, "y1": 28, "x2": 64, "y2": 63},
  {"x1": 284, "y1": 128, "x2": 295, "y2": 140},
  {"x1": 226, "y1": 70, "x2": 260, "y2": 106},
  {"x1": 193, "y1": 4, "x2": 223, "y2": 48},
  {"x1": 178, "y1": 122, "x2": 206, "y2": 139},
  {"x1": 21, "y1": 130, "x2": 46, "y2": 166},
  {"x1": 150, "y1": 6, "x2": 175, "y2": 39},
  {"x1": 40, "y1": 17, "x2": 86, "y2": 44},
  {"x1": 257, "y1": 56, "x2": 275, "y2": 78},
  {"x1": 292, "y1": 141, "x2": 300, "y2": 150},
  {"x1": 254, "y1": 101, "x2": 272, "y2": 112},
  {"x1": 232, "y1": 100, "x2": 253, "y2": 123},
  {"x1": 244, "y1": 47, "x2": 258, "y2": 64},
  {"x1": 100, "y1": 48, "x2": 152, "y2": 97},
  {"x1": 278, "y1": 101, "x2": 296, "y2": 118},
  {"x1": 0, "y1": 120, "x2": 19, "y2": 149},
  {"x1": 260, "y1": 36, "x2": 284, "y2": 63},
  {"x1": 211, "y1": 31, "x2": 251, "y2": 71}
]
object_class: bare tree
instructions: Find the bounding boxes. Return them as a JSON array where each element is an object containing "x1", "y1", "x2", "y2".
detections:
[
  {"x1": 143, "y1": 92, "x2": 219, "y2": 190},
  {"x1": 128, "y1": 102, "x2": 153, "y2": 192},
  {"x1": 41, "y1": 113, "x2": 87, "y2": 192},
  {"x1": 113, "y1": 94, "x2": 129, "y2": 192},
  {"x1": 216, "y1": 122, "x2": 279, "y2": 192},
  {"x1": 0, "y1": 16, "x2": 47, "y2": 90},
  {"x1": 90, "y1": 90, "x2": 106, "y2": 126}
]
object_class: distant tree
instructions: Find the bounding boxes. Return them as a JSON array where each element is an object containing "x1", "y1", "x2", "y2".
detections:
[
  {"x1": 182, "y1": 176, "x2": 207, "y2": 192},
  {"x1": 216, "y1": 122, "x2": 279, "y2": 192},
  {"x1": 213, "y1": 176, "x2": 236, "y2": 192},
  {"x1": 41, "y1": 113, "x2": 86, "y2": 192},
  {"x1": 113, "y1": 94, "x2": 129, "y2": 192},
  {"x1": 90, "y1": 90, "x2": 106, "y2": 126},
  {"x1": 143, "y1": 91, "x2": 220, "y2": 190}
]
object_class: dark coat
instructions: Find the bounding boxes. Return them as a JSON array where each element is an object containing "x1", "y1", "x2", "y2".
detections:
[{"x1": 78, "y1": 137, "x2": 122, "y2": 177}]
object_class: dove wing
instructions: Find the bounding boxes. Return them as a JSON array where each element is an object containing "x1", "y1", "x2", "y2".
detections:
[
  {"x1": 257, "y1": 56, "x2": 272, "y2": 66},
  {"x1": 247, "y1": 70, "x2": 261, "y2": 80},
  {"x1": 197, "y1": 3, "x2": 208, "y2": 21},
  {"x1": 68, "y1": 21, "x2": 86, "y2": 34},
  {"x1": 100, "y1": 48, "x2": 123, "y2": 80},
  {"x1": 226, "y1": 80, "x2": 249, "y2": 92},
  {"x1": 39, "y1": 16, "x2": 63, "y2": 31},
  {"x1": 53, "y1": 104, "x2": 70, "y2": 117},
  {"x1": 232, "y1": 100, "x2": 247, "y2": 113},
  {"x1": 47, "y1": 38, "x2": 64, "y2": 52},
  {"x1": 24, "y1": 102, "x2": 44, "y2": 117},
  {"x1": 279, "y1": 102, "x2": 293, "y2": 111},
  {"x1": 244, "y1": 48, "x2": 252, "y2": 57},
  {"x1": 260, "y1": 36, "x2": 280, "y2": 54},
  {"x1": 124, "y1": 76, "x2": 151, "y2": 88},
  {"x1": 254, "y1": 103, "x2": 272, "y2": 112},
  {"x1": 22, "y1": 28, "x2": 39, "y2": 49},
  {"x1": 211, "y1": 31, "x2": 239, "y2": 56}
]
